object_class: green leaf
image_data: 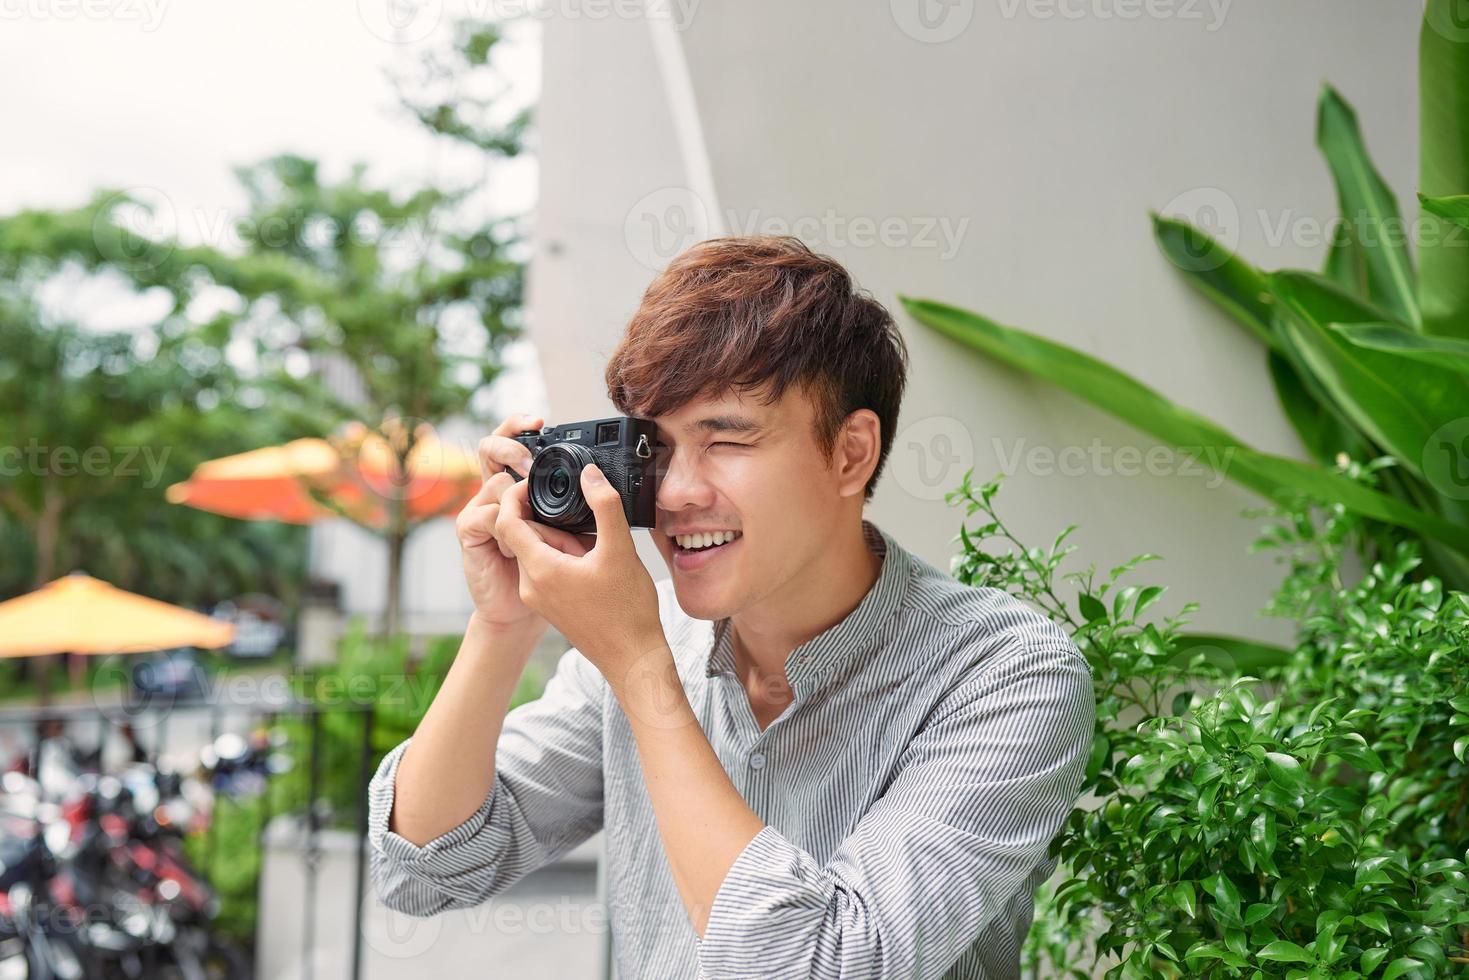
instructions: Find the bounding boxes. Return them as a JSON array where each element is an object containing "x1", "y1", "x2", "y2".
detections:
[
  {"x1": 1203, "y1": 872, "x2": 1242, "y2": 922},
  {"x1": 1078, "y1": 593, "x2": 1107, "y2": 623},
  {"x1": 1360, "y1": 948, "x2": 1391, "y2": 975},
  {"x1": 1243, "y1": 902, "x2": 1275, "y2": 926},
  {"x1": 1380, "y1": 958, "x2": 1426, "y2": 980},
  {"x1": 1150, "y1": 213, "x2": 1276, "y2": 348},
  {"x1": 1418, "y1": 0, "x2": 1469, "y2": 338},
  {"x1": 1270, "y1": 272, "x2": 1469, "y2": 481},
  {"x1": 1171, "y1": 633, "x2": 1291, "y2": 675},
  {"x1": 1323, "y1": 212, "x2": 1369, "y2": 295},
  {"x1": 899, "y1": 296, "x2": 1469, "y2": 558},
  {"x1": 1358, "y1": 910, "x2": 1392, "y2": 936},
  {"x1": 1264, "y1": 751, "x2": 1305, "y2": 791},
  {"x1": 1332, "y1": 321, "x2": 1469, "y2": 376},
  {"x1": 1420, "y1": 192, "x2": 1469, "y2": 232},
  {"x1": 1257, "y1": 939, "x2": 1314, "y2": 964},
  {"x1": 1133, "y1": 585, "x2": 1166, "y2": 617},
  {"x1": 1316, "y1": 85, "x2": 1419, "y2": 325},
  {"x1": 1171, "y1": 881, "x2": 1198, "y2": 918},
  {"x1": 1267, "y1": 348, "x2": 1366, "y2": 464}
]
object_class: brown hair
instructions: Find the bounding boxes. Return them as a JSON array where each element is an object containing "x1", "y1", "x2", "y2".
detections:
[{"x1": 605, "y1": 236, "x2": 908, "y2": 501}]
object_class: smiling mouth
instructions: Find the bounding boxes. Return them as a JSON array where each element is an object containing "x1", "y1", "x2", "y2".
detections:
[{"x1": 669, "y1": 530, "x2": 742, "y2": 553}]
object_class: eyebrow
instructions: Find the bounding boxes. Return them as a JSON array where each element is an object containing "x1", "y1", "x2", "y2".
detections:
[{"x1": 682, "y1": 414, "x2": 766, "y2": 436}]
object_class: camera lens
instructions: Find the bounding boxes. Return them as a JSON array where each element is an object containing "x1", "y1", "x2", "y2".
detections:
[{"x1": 528, "y1": 443, "x2": 595, "y2": 530}]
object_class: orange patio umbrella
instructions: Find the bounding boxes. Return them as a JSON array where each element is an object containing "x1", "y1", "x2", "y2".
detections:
[
  {"x1": 0, "y1": 572, "x2": 235, "y2": 658},
  {"x1": 163, "y1": 420, "x2": 481, "y2": 530}
]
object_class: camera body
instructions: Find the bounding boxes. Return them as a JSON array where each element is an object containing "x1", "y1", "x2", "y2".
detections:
[{"x1": 510, "y1": 416, "x2": 662, "y2": 534}]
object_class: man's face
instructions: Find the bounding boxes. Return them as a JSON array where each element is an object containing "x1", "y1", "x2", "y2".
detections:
[{"x1": 643, "y1": 383, "x2": 848, "y2": 621}]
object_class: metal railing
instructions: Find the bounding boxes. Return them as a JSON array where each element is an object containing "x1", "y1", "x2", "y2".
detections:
[{"x1": 0, "y1": 697, "x2": 376, "y2": 980}]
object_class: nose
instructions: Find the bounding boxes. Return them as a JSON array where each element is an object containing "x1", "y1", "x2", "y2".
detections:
[{"x1": 654, "y1": 446, "x2": 715, "y2": 519}]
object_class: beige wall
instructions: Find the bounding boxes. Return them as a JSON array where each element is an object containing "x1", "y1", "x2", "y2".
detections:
[{"x1": 528, "y1": 0, "x2": 1420, "y2": 644}]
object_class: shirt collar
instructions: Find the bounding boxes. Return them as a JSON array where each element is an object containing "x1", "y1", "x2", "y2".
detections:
[{"x1": 705, "y1": 519, "x2": 912, "y2": 688}]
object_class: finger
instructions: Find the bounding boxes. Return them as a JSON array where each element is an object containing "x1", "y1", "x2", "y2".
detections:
[
  {"x1": 495, "y1": 481, "x2": 563, "y2": 573},
  {"x1": 539, "y1": 526, "x2": 594, "y2": 558},
  {"x1": 495, "y1": 479, "x2": 592, "y2": 557},
  {"x1": 466, "y1": 471, "x2": 515, "y2": 509},
  {"x1": 479, "y1": 414, "x2": 542, "y2": 481},
  {"x1": 579, "y1": 464, "x2": 632, "y2": 552},
  {"x1": 455, "y1": 502, "x2": 500, "y2": 549}
]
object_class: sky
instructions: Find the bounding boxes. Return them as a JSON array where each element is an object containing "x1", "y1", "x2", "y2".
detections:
[{"x1": 0, "y1": 0, "x2": 547, "y2": 422}]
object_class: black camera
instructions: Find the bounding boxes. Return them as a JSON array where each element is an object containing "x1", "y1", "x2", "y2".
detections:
[{"x1": 510, "y1": 416, "x2": 663, "y2": 534}]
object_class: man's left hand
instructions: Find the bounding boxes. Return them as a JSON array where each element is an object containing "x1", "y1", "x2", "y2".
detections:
[{"x1": 495, "y1": 463, "x2": 665, "y2": 683}]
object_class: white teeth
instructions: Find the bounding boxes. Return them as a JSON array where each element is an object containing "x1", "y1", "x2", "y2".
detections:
[{"x1": 675, "y1": 530, "x2": 740, "y2": 551}]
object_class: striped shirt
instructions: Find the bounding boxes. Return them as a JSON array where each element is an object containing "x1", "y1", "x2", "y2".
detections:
[{"x1": 368, "y1": 519, "x2": 1095, "y2": 979}]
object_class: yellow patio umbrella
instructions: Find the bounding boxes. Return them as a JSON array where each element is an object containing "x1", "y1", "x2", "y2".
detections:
[
  {"x1": 163, "y1": 420, "x2": 482, "y2": 530},
  {"x1": 164, "y1": 419, "x2": 484, "y2": 635},
  {"x1": 0, "y1": 572, "x2": 235, "y2": 658}
]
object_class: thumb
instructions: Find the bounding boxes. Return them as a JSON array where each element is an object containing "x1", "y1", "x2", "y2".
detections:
[{"x1": 580, "y1": 463, "x2": 631, "y2": 545}]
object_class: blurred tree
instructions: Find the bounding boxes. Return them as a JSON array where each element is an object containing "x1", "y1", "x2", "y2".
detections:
[
  {"x1": 394, "y1": 19, "x2": 533, "y2": 156},
  {"x1": 202, "y1": 153, "x2": 524, "y2": 635},
  {"x1": 0, "y1": 197, "x2": 312, "y2": 609}
]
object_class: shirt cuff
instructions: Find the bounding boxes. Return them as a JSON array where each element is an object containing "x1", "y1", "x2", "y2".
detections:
[
  {"x1": 698, "y1": 825, "x2": 826, "y2": 978},
  {"x1": 367, "y1": 738, "x2": 502, "y2": 871}
]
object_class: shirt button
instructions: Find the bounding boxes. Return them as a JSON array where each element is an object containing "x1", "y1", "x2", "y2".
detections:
[{"x1": 749, "y1": 753, "x2": 767, "y2": 771}]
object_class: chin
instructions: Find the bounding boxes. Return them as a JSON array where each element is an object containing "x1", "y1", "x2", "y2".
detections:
[{"x1": 668, "y1": 577, "x2": 736, "y2": 622}]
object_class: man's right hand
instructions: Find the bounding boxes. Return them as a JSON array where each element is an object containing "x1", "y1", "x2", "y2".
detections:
[{"x1": 457, "y1": 412, "x2": 596, "y2": 632}]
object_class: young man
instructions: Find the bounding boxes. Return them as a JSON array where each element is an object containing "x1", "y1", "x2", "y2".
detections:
[{"x1": 368, "y1": 237, "x2": 1095, "y2": 979}]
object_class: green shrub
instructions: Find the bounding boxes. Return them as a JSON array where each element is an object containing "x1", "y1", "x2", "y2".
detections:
[
  {"x1": 946, "y1": 470, "x2": 1469, "y2": 979},
  {"x1": 273, "y1": 620, "x2": 546, "y2": 827}
]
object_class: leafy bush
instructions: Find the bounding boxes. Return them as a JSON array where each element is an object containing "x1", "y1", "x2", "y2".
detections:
[
  {"x1": 946, "y1": 470, "x2": 1469, "y2": 979},
  {"x1": 273, "y1": 620, "x2": 546, "y2": 827}
]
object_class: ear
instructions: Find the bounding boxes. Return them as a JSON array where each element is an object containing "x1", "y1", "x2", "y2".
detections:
[{"x1": 834, "y1": 409, "x2": 881, "y2": 499}]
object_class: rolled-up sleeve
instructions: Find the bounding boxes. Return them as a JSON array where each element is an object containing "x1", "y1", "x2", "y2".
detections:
[
  {"x1": 695, "y1": 643, "x2": 1095, "y2": 980},
  {"x1": 368, "y1": 645, "x2": 607, "y2": 917}
]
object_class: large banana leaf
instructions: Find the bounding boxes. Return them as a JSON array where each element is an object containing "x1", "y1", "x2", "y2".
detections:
[
  {"x1": 1173, "y1": 633, "x2": 1290, "y2": 676},
  {"x1": 1420, "y1": 193, "x2": 1469, "y2": 232},
  {"x1": 1268, "y1": 272, "x2": 1469, "y2": 483},
  {"x1": 1419, "y1": 0, "x2": 1469, "y2": 338},
  {"x1": 1322, "y1": 218, "x2": 1370, "y2": 296},
  {"x1": 1149, "y1": 217, "x2": 1359, "y2": 465},
  {"x1": 1316, "y1": 86, "x2": 1420, "y2": 327},
  {"x1": 1150, "y1": 215, "x2": 1274, "y2": 348},
  {"x1": 1333, "y1": 321, "x2": 1469, "y2": 375},
  {"x1": 1265, "y1": 350, "x2": 1366, "y2": 465},
  {"x1": 900, "y1": 296, "x2": 1469, "y2": 558}
]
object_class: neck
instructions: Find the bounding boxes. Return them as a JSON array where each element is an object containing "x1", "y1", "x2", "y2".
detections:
[{"x1": 729, "y1": 517, "x2": 884, "y2": 680}]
